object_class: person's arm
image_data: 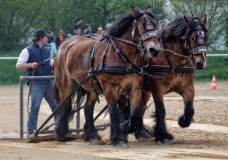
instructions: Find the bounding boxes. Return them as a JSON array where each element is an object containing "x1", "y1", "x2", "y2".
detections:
[
  {"x1": 16, "y1": 62, "x2": 38, "y2": 70},
  {"x1": 16, "y1": 48, "x2": 39, "y2": 70}
]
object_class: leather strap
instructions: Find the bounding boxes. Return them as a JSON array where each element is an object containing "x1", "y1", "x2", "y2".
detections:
[{"x1": 145, "y1": 65, "x2": 195, "y2": 74}]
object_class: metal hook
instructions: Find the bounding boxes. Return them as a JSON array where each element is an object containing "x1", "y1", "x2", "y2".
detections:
[{"x1": 159, "y1": 20, "x2": 163, "y2": 30}]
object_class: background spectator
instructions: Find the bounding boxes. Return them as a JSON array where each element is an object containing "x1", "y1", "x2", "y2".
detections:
[
  {"x1": 55, "y1": 29, "x2": 65, "y2": 49},
  {"x1": 73, "y1": 17, "x2": 83, "y2": 35},
  {"x1": 84, "y1": 23, "x2": 92, "y2": 35},
  {"x1": 46, "y1": 31, "x2": 57, "y2": 58},
  {"x1": 75, "y1": 28, "x2": 82, "y2": 35},
  {"x1": 96, "y1": 27, "x2": 103, "y2": 34}
]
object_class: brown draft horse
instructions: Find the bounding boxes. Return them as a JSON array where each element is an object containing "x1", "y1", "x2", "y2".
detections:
[
  {"x1": 53, "y1": 7, "x2": 160, "y2": 147},
  {"x1": 118, "y1": 15, "x2": 208, "y2": 143}
]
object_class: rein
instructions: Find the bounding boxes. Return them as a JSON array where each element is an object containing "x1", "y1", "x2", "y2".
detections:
[
  {"x1": 143, "y1": 40, "x2": 196, "y2": 80},
  {"x1": 143, "y1": 19, "x2": 208, "y2": 79}
]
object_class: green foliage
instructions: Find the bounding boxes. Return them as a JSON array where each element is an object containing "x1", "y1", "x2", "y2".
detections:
[
  {"x1": 0, "y1": 50, "x2": 26, "y2": 85},
  {"x1": 0, "y1": 60, "x2": 26, "y2": 85},
  {"x1": 0, "y1": 0, "x2": 166, "y2": 51}
]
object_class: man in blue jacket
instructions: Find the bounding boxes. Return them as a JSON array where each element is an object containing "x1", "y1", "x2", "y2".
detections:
[{"x1": 16, "y1": 29, "x2": 59, "y2": 139}]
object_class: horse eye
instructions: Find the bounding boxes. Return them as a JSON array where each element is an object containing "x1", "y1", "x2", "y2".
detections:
[
  {"x1": 140, "y1": 26, "x2": 144, "y2": 30},
  {"x1": 190, "y1": 37, "x2": 195, "y2": 42}
]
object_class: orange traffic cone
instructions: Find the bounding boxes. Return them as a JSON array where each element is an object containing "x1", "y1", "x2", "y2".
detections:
[{"x1": 210, "y1": 75, "x2": 217, "y2": 90}]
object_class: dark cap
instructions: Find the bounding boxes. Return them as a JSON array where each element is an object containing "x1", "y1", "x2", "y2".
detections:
[
  {"x1": 33, "y1": 29, "x2": 50, "y2": 37},
  {"x1": 77, "y1": 17, "x2": 82, "y2": 22}
]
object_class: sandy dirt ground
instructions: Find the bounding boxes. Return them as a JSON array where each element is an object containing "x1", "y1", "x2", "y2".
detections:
[{"x1": 0, "y1": 82, "x2": 228, "y2": 160}]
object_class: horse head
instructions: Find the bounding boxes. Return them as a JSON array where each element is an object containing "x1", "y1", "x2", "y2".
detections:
[
  {"x1": 182, "y1": 15, "x2": 208, "y2": 70},
  {"x1": 131, "y1": 6, "x2": 160, "y2": 58}
]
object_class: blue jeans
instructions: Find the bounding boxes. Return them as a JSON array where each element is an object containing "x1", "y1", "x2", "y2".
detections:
[{"x1": 27, "y1": 80, "x2": 59, "y2": 133}]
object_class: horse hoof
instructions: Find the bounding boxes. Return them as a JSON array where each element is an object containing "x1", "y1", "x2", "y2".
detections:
[
  {"x1": 135, "y1": 130, "x2": 152, "y2": 140},
  {"x1": 114, "y1": 141, "x2": 129, "y2": 148},
  {"x1": 161, "y1": 138, "x2": 173, "y2": 144},
  {"x1": 178, "y1": 115, "x2": 191, "y2": 128},
  {"x1": 137, "y1": 137, "x2": 147, "y2": 142},
  {"x1": 53, "y1": 131, "x2": 65, "y2": 142},
  {"x1": 90, "y1": 139, "x2": 100, "y2": 145}
]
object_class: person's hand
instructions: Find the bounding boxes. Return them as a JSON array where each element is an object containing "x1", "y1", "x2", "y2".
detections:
[{"x1": 31, "y1": 62, "x2": 39, "y2": 69}]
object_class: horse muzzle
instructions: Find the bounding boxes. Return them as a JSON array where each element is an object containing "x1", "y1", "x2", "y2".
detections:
[
  {"x1": 195, "y1": 61, "x2": 207, "y2": 70},
  {"x1": 148, "y1": 47, "x2": 160, "y2": 58}
]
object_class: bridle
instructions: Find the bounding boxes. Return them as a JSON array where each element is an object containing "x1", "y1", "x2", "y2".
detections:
[
  {"x1": 160, "y1": 19, "x2": 207, "y2": 66},
  {"x1": 105, "y1": 13, "x2": 158, "y2": 69},
  {"x1": 184, "y1": 19, "x2": 207, "y2": 58},
  {"x1": 107, "y1": 13, "x2": 158, "y2": 52},
  {"x1": 142, "y1": 18, "x2": 208, "y2": 79},
  {"x1": 131, "y1": 14, "x2": 158, "y2": 50}
]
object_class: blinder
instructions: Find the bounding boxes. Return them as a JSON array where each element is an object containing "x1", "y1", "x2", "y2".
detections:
[
  {"x1": 131, "y1": 14, "x2": 157, "y2": 48},
  {"x1": 197, "y1": 29, "x2": 205, "y2": 45},
  {"x1": 184, "y1": 19, "x2": 207, "y2": 55},
  {"x1": 145, "y1": 16, "x2": 154, "y2": 30}
]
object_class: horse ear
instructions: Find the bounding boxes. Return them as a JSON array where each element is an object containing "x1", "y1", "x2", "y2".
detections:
[
  {"x1": 201, "y1": 14, "x2": 207, "y2": 25},
  {"x1": 131, "y1": 6, "x2": 138, "y2": 15},
  {"x1": 183, "y1": 16, "x2": 191, "y2": 27},
  {"x1": 146, "y1": 6, "x2": 152, "y2": 13}
]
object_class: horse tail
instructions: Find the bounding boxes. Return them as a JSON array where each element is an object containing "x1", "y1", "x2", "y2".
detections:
[
  {"x1": 51, "y1": 83, "x2": 87, "y2": 122},
  {"x1": 52, "y1": 84, "x2": 61, "y2": 105},
  {"x1": 68, "y1": 87, "x2": 87, "y2": 122}
]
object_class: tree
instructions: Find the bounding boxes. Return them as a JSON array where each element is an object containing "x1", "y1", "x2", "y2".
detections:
[{"x1": 0, "y1": 0, "x2": 167, "y2": 51}]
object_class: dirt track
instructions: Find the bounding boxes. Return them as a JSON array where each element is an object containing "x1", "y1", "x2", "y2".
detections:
[{"x1": 0, "y1": 82, "x2": 228, "y2": 159}]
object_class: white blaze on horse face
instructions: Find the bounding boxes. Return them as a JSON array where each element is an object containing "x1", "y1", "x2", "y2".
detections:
[
  {"x1": 194, "y1": 52, "x2": 207, "y2": 69},
  {"x1": 144, "y1": 41, "x2": 160, "y2": 58},
  {"x1": 202, "y1": 52, "x2": 207, "y2": 68}
]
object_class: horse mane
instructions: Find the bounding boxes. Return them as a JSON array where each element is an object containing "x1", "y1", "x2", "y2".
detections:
[
  {"x1": 107, "y1": 9, "x2": 154, "y2": 37},
  {"x1": 158, "y1": 16, "x2": 207, "y2": 43}
]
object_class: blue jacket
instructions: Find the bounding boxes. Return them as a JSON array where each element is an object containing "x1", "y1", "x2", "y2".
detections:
[{"x1": 26, "y1": 42, "x2": 52, "y2": 76}]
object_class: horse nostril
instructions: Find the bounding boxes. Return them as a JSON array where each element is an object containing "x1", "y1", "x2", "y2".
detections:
[
  {"x1": 149, "y1": 48, "x2": 155, "y2": 53},
  {"x1": 196, "y1": 62, "x2": 204, "y2": 70},
  {"x1": 149, "y1": 48, "x2": 159, "y2": 57}
]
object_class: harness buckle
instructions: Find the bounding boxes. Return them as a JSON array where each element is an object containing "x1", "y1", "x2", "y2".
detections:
[
  {"x1": 138, "y1": 68, "x2": 144, "y2": 75},
  {"x1": 126, "y1": 67, "x2": 131, "y2": 73},
  {"x1": 126, "y1": 67, "x2": 140, "y2": 74}
]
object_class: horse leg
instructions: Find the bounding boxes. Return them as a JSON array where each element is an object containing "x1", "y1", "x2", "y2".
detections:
[
  {"x1": 105, "y1": 87, "x2": 129, "y2": 147},
  {"x1": 118, "y1": 92, "x2": 151, "y2": 141},
  {"x1": 152, "y1": 93, "x2": 174, "y2": 144},
  {"x1": 134, "y1": 91, "x2": 152, "y2": 141},
  {"x1": 118, "y1": 95, "x2": 131, "y2": 134},
  {"x1": 83, "y1": 92, "x2": 101, "y2": 144},
  {"x1": 120, "y1": 89, "x2": 143, "y2": 135},
  {"x1": 53, "y1": 92, "x2": 71, "y2": 141},
  {"x1": 178, "y1": 87, "x2": 195, "y2": 128}
]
